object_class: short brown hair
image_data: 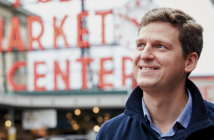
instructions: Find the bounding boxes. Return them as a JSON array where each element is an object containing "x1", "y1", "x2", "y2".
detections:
[{"x1": 139, "y1": 8, "x2": 203, "y2": 58}]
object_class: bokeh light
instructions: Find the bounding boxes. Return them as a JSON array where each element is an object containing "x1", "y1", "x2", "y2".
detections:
[
  {"x1": 93, "y1": 125, "x2": 100, "y2": 132},
  {"x1": 66, "y1": 112, "x2": 72, "y2": 119},
  {"x1": 93, "y1": 107, "x2": 100, "y2": 114},
  {"x1": 72, "y1": 124, "x2": 80, "y2": 130},
  {"x1": 97, "y1": 116, "x2": 103, "y2": 123},
  {"x1": 74, "y1": 109, "x2": 81, "y2": 116},
  {"x1": 5, "y1": 120, "x2": 11, "y2": 127}
]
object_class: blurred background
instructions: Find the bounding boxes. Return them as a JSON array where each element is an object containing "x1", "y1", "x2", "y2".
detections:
[{"x1": 0, "y1": 0, "x2": 214, "y2": 139}]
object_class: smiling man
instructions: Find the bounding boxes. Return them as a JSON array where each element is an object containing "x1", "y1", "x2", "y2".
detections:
[{"x1": 96, "y1": 8, "x2": 214, "y2": 140}]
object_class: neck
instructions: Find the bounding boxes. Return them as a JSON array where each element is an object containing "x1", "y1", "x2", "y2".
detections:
[{"x1": 143, "y1": 81, "x2": 189, "y2": 134}]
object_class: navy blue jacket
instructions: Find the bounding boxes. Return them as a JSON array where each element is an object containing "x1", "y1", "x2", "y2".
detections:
[{"x1": 96, "y1": 79, "x2": 214, "y2": 140}]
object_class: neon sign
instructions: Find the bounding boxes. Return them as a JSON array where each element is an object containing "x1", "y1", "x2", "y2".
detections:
[{"x1": 3, "y1": 0, "x2": 137, "y2": 92}]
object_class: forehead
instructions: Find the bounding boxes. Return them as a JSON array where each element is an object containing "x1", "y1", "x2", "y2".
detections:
[{"x1": 137, "y1": 22, "x2": 180, "y2": 46}]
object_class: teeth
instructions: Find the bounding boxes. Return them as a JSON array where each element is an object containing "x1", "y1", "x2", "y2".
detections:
[{"x1": 141, "y1": 67, "x2": 155, "y2": 70}]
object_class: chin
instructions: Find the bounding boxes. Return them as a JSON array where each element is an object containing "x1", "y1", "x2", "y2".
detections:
[{"x1": 137, "y1": 79, "x2": 156, "y2": 89}]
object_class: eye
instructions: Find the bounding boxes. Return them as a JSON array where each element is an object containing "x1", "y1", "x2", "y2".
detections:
[
  {"x1": 157, "y1": 45, "x2": 166, "y2": 49},
  {"x1": 137, "y1": 43, "x2": 145, "y2": 48}
]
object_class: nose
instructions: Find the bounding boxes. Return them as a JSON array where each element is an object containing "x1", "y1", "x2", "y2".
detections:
[{"x1": 140, "y1": 44, "x2": 155, "y2": 60}]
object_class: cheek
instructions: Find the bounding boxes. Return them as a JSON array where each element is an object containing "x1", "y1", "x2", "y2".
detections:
[
  {"x1": 133, "y1": 51, "x2": 141, "y2": 78},
  {"x1": 160, "y1": 55, "x2": 184, "y2": 72},
  {"x1": 133, "y1": 51, "x2": 141, "y2": 65}
]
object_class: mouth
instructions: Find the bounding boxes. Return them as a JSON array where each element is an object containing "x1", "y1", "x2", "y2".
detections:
[{"x1": 139, "y1": 67, "x2": 159, "y2": 71}]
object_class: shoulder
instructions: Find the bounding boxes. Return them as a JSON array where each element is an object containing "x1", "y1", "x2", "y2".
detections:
[
  {"x1": 204, "y1": 100, "x2": 214, "y2": 120},
  {"x1": 204, "y1": 100, "x2": 214, "y2": 111},
  {"x1": 102, "y1": 113, "x2": 129, "y2": 128},
  {"x1": 96, "y1": 113, "x2": 129, "y2": 140}
]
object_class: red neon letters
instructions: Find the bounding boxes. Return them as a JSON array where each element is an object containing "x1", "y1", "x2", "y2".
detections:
[
  {"x1": 8, "y1": 57, "x2": 133, "y2": 91},
  {"x1": 99, "y1": 57, "x2": 113, "y2": 89},
  {"x1": 6, "y1": 3, "x2": 134, "y2": 91},
  {"x1": 34, "y1": 61, "x2": 46, "y2": 91},
  {"x1": 8, "y1": 61, "x2": 26, "y2": 91},
  {"x1": 3, "y1": 9, "x2": 113, "y2": 51},
  {"x1": 54, "y1": 60, "x2": 70, "y2": 91},
  {"x1": 122, "y1": 57, "x2": 133, "y2": 86},
  {"x1": 13, "y1": 0, "x2": 21, "y2": 8},
  {"x1": 38, "y1": 0, "x2": 51, "y2": 2},
  {"x1": 27, "y1": 16, "x2": 44, "y2": 51},
  {"x1": 77, "y1": 12, "x2": 90, "y2": 48},
  {"x1": 53, "y1": 15, "x2": 69, "y2": 48},
  {"x1": 77, "y1": 57, "x2": 93, "y2": 90},
  {"x1": 13, "y1": 0, "x2": 71, "y2": 8},
  {"x1": 95, "y1": 10, "x2": 112, "y2": 45},
  {"x1": 7, "y1": 17, "x2": 25, "y2": 52}
]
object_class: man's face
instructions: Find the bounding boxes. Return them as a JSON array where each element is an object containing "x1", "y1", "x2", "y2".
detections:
[{"x1": 133, "y1": 21, "x2": 188, "y2": 91}]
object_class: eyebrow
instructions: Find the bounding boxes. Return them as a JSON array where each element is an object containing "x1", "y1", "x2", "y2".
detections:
[
  {"x1": 136, "y1": 38, "x2": 173, "y2": 48},
  {"x1": 136, "y1": 38, "x2": 145, "y2": 44}
]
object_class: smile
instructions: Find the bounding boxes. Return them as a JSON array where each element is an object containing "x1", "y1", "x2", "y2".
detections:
[{"x1": 139, "y1": 67, "x2": 159, "y2": 70}]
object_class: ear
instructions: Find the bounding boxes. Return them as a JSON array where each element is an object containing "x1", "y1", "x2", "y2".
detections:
[{"x1": 184, "y1": 52, "x2": 198, "y2": 73}]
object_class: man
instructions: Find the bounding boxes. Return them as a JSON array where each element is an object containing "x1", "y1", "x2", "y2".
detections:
[{"x1": 96, "y1": 8, "x2": 214, "y2": 140}]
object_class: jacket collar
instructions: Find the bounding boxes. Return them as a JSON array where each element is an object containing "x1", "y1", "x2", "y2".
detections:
[
  {"x1": 186, "y1": 79, "x2": 209, "y2": 125},
  {"x1": 124, "y1": 79, "x2": 212, "y2": 127}
]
